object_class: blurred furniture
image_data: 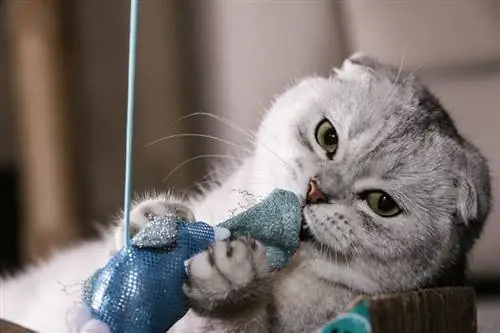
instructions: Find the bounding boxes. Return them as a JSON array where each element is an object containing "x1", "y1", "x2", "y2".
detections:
[
  {"x1": 1, "y1": 1, "x2": 203, "y2": 265},
  {"x1": 6, "y1": 0, "x2": 80, "y2": 262}
]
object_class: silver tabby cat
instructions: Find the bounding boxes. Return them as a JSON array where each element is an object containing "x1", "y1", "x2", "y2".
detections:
[
  {"x1": 165, "y1": 54, "x2": 492, "y2": 332},
  {"x1": 1, "y1": 54, "x2": 491, "y2": 333}
]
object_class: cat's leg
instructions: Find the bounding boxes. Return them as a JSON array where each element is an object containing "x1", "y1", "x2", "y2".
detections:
[{"x1": 182, "y1": 236, "x2": 273, "y2": 332}]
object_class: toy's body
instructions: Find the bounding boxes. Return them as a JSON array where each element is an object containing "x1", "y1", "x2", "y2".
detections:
[
  {"x1": 83, "y1": 220, "x2": 218, "y2": 333},
  {"x1": 77, "y1": 189, "x2": 302, "y2": 333}
]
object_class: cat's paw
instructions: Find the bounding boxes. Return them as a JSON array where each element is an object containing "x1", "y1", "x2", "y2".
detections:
[
  {"x1": 183, "y1": 236, "x2": 272, "y2": 318},
  {"x1": 66, "y1": 304, "x2": 110, "y2": 333},
  {"x1": 112, "y1": 195, "x2": 195, "y2": 254}
]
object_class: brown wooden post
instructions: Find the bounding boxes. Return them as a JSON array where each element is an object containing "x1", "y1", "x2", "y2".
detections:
[
  {"x1": 369, "y1": 287, "x2": 477, "y2": 333},
  {"x1": 0, "y1": 319, "x2": 36, "y2": 333},
  {"x1": 6, "y1": 0, "x2": 80, "y2": 262}
]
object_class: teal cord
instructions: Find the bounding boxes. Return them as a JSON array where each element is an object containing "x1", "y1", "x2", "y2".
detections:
[{"x1": 123, "y1": 0, "x2": 139, "y2": 248}]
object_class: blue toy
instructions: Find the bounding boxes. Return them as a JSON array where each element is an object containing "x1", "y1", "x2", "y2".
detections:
[{"x1": 78, "y1": 189, "x2": 302, "y2": 333}]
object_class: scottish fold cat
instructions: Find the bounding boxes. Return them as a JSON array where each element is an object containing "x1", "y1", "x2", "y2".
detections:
[{"x1": 1, "y1": 54, "x2": 491, "y2": 333}]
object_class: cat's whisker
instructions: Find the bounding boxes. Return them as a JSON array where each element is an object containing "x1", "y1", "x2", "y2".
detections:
[
  {"x1": 145, "y1": 133, "x2": 252, "y2": 154},
  {"x1": 167, "y1": 112, "x2": 261, "y2": 156},
  {"x1": 249, "y1": 316, "x2": 267, "y2": 331},
  {"x1": 334, "y1": 243, "x2": 339, "y2": 265},
  {"x1": 182, "y1": 178, "x2": 220, "y2": 193},
  {"x1": 168, "y1": 111, "x2": 258, "y2": 143},
  {"x1": 350, "y1": 245, "x2": 359, "y2": 259},
  {"x1": 189, "y1": 165, "x2": 283, "y2": 194},
  {"x1": 198, "y1": 169, "x2": 222, "y2": 182},
  {"x1": 380, "y1": 49, "x2": 406, "y2": 111},
  {"x1": 342, "y1": 251, "x2": 350, "y2": 271},
  {"x1": 362, "y1": 51, "x2": 407, "y2": 154},
  {"x1": 406, "y1": 58, "x2": 431, "y2": 82},
  {"x1": 167, "y1": 111, "x2": 294, "y2": 172},
  {"x1": 163, "y1": 154, "x2": 244, "y2": 183}
]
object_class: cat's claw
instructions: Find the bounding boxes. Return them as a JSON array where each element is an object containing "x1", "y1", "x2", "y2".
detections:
[{"x1": 183, "y1": 236, "x2": 272, "y2": 318}]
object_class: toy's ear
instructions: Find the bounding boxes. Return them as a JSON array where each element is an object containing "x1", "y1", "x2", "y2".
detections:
[{"x1": 132, "y1": 215, "x2": 180, "y2": 249}]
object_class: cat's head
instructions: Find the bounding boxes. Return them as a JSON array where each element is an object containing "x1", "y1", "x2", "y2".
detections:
[{"x1": 250, "y1": 54, "x2": 491, "y2": 293}]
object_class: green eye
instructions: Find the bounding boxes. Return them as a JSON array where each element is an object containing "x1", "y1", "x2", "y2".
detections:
[
  {"x1": 315, "y1": 119, "x2": 338, "y2": 157},
  {"x1": 365, "y1": 191, "x2": 401, "y2": 217}
]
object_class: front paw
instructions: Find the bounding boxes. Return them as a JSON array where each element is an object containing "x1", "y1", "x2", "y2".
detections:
[
  {"x1": 66, "y1": 304, "x2": 110, "y2": 333},
  {"x1": 112, "y1": 195, "x2": 195, "y2": 254},
  {"x1": 183, "y1": 237, "x2": 272, "y2": 318}
]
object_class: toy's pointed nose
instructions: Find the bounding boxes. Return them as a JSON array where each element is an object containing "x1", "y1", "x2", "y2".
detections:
[{"x1": 306, "y1": 180, "x2": 327, "y2": 204}]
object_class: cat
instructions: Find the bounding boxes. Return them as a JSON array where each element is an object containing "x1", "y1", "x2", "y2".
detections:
[{"x1": 0, "y1": 54, "x2": 492, "y2": 333}]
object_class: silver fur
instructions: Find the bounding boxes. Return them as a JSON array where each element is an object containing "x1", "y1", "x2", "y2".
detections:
[{"x1": 165, "y1": 54, "x2": 492, "y2": 333}]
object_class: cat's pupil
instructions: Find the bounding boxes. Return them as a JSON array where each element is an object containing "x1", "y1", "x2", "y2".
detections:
[
  {"x1": 378, "y1": 194, "x2": 395, "y2": 211},
  {"x1": 323, "y1": 128, "x2": 338, "y2": 146}
]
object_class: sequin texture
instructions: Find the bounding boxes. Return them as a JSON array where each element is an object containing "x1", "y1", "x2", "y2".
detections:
[
  {"x1": 218, "y1": 189, "x2": 302, "y2": 270},
  {"x1": 83, "y1": 216, "x2": 215, "y2": 333}
]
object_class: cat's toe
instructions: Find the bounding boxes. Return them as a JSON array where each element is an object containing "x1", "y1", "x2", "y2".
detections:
[
  {"x1": 213, "y1": 237, "x2": 269, "y2": 283},
  {"x1": 183, "y1": 237, "x2": 271, "y2": 317},
  {"x1": 79, "y1": 319, "x2": 110, "y2": 333}
]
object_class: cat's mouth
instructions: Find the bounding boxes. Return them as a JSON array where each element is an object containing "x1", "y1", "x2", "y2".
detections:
[{"x1": 299, "y1": 212, "x2": 314, "y2": 241}]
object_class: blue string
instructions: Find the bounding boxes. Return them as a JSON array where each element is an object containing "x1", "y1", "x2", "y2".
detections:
[{"x1": 123, "y1": 0, "x2": 139, "y2": 248}]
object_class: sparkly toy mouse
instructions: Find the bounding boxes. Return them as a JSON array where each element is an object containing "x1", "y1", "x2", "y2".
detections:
[{"x1": 68, "y1": 189, "x2": 302, "y2": 333}]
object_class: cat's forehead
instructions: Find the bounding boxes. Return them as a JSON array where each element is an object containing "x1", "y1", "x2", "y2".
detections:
[
  {"x1": 320, "y1": 66, "x2": 455, "y2": 140},
  {"x1": 315, "y1": 70, "x2": 461, "y2": 179},
  {"x1": 323, "y1": 72, "x2": 418, "y2": 127}
]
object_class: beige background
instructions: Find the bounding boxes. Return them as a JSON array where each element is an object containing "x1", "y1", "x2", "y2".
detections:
[{"x1": 0, "y1": 1, "x2": 498, "y2": 277}]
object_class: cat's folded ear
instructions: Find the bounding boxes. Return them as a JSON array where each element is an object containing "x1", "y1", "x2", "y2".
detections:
[
  {"x1": 345, "y1": 52, "x2": 383, "y2": 69},
  {"x1": 332, "y1": 53, "x2": 386, "y2": 78},
  {"x1": 455, "y1": 143, "x2": 491, "y2": 244},
  {"x1": 333, "y1": 52, "x2": 412, "y2": 83}
]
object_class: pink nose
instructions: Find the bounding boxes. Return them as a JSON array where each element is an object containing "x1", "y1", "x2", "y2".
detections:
[{"x1": 307, "y1": 180, "x2": 327, "y2": 204}]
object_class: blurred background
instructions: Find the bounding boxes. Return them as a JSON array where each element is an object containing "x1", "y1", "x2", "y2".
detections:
[{"x1": 0, "y1": 0, "x2": 499, "y2": 326}]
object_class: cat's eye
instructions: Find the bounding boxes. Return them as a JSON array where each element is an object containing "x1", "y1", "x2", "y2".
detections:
[
  {"x1": 315, "y1": 119, "x2": 338, "y2": 158},
  {"x1": 363, "y1": 191, "x2": 401, "y2": 217}
]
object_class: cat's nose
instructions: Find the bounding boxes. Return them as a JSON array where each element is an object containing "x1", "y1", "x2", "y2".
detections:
[{"x1": 307, "y1": 180, "x2": 327, "y2": 204}]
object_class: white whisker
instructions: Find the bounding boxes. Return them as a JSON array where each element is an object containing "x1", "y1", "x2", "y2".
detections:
[
  {"x1": 168, "y1": 112, "x2": 258, "y2": 143},
  {"x1": 167, "y1": 111, "x2": 293, "y2": 172},
  {"x1": 381, "y1": 48, "x2": 406, "y2": 110},
  {"x1": 163, "y1": 154, "x2": 244, "y2": 183},
  {"x1": 145, "y1": 133, "x2": 252, "y2": 154},
  {"x1": 407, "y1": 58, "x2": 431, "y2": 81}
]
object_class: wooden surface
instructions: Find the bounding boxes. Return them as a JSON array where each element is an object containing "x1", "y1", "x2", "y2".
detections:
[
  {"x1": 370, "y1": 287, "x2": 477, "y2": 333},
  {"x1": 0, "y1": 319, "x2": 35, "y2": 333},
  {"x1": 0, "y1": 287, "x2": 477, "y2": 333}
]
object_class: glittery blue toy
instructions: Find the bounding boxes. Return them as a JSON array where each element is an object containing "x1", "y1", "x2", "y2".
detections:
[
  {"x1": 218, "y1": 189, "x2": 302, "y2": 270},
  {"x1": 81, "y1": 189, "x2": 302, "y2": 333}
]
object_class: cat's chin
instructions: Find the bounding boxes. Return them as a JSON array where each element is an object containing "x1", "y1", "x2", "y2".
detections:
[{"x1": 299, "y1": 213, "x2": 314, "y2": 242}]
